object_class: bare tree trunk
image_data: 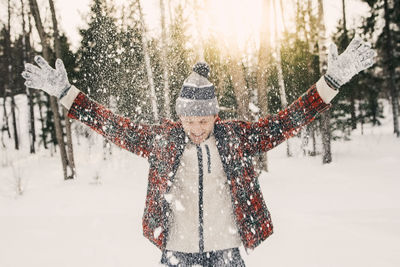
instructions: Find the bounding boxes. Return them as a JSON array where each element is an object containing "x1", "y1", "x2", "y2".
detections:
[
  {"x1": 29, "y1": 0, "x2": 72, "y2": 179},
  {"x1": 2, "y1": 92, "x2": 11, "y2": 140},
  {"x1": 193, "y1": 0, "x2": 205, "y2": 60},
  {"x1": 159, "y1": 0, "x2": 171, "y2": 118},
  {"x1": 359, "y1": 103, "x2": 364, "y2": 135},
  {"x1": 21, "y1": 0, "x2": 36, "y2": 153},
  {"x1": 167, "y1": 0, "x2": 174, "y2": 25},
  {"x1": 273, "y1": 0, "x2": 291, "y2": 157},
  {"x1": 279, "y1": 0, "x2": 287, "y2": 33},
  {"x1": 295, "y1": 0, "x2": 301, "y2": 39},
  {"x1": 49, "y1": 0, "x2": 76, "y2": 178},
  {"x1": 6, "y1": 0, "x2": 19, "y2": 150},
  {"x1": 229, "y1": 52, "x2": 250, "y2": 121},
  {"x1": 37, "y1": 93, "x2": 48, "y2": 149},
  {"x1": 300, "y1": 125, "x2": 308, "y2": 156},
  {"x1": 383, "y1": 0, "x2": 399, "y2": 137},
  {"x1": 137, "y1": 0, "x2": 159, "y2": 122},
  {"x1": 256, "y1": 0, "x2": 272, "y2": 172},
  {"x1": 311, "y1": 123, "x2": 317, "y2": 156},
  {"x1": 0, "y1": 121, "x2": 6, "y2": 148},
  {"x1": 341, "y1": 0, "x2": 356, "y2": 130},
  {"x1": 317, "y1": 0, "x2": 332, "y2": 164},
  {"x1": 27, "y1": 9, "x2": 46, "y2": 150},
  {"x1": 257, "y1": 0, "x2": 271, "y2": 119},
  {"x1": 303, "y1": 0, "x2": 319, "y2": 156},
  {"x1": 301, "y1": 1, "x2": 309, "y2": 44},
  {"x1": 2, "y1": 43, "x2": 11, "y2": 143},
  {"x1": 306, "y1": 0, "x2": 314, "y2": 50}
]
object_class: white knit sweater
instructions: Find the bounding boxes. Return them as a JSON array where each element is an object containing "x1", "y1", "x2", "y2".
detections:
[{"x1": 165, "y1": 135, "x2": 242, "y2": 253}]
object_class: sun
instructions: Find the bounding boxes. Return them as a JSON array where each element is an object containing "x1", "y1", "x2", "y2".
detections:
[{"x1": 197, "y1": 0, "x2": 286, "y2": 51}]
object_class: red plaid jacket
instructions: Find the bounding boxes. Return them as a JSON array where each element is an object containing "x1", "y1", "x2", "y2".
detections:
[{"x1": 67, "y1": 83, "x2": 331, "y2": 250}]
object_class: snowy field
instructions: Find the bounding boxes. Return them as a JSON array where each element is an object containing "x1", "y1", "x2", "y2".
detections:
[{"x1": 1, "y1": 96, "x2": 400, "y2": 267}]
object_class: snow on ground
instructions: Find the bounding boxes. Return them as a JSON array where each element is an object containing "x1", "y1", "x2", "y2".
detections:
[{"x1": 1, "y1": 96, "x2": 399, "y2": 267}]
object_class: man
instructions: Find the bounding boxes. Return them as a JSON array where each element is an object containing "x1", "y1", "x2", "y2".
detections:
[{"x1": 22, "y1": 37, "x2": 375, "y2": 266}]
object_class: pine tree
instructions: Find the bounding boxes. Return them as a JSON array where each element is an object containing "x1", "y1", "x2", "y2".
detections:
[
  {"x1": 120, "y1": 1, "x2": 154, "y2": 122},
  {"x1": 204, "y1": 35, "x2": 236, "y2": 120},
  {"x1": 317, "y1": 0, "x2": 332, "y2": 164},
  {"x1": 360, "y1": 0, "x2": 400, "y2": 136},
  {"x1": 76, "y1": 0, "x2": 120, "y2": 106},
  {"x1": 167, "y1": 4, "x2": 192, "y2": 120},
  {"x1": 330, "y1": 18, "x2": 357, "y2": 140},
  {"x1": 281, "y1": 0, "x2": 320, "y2": 156},
  {"x1": 382, "y1": 0, "x2": 399, "y2": 136}
]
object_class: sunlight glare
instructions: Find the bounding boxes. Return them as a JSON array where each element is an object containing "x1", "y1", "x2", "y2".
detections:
[
  {"x1": 200, "y1": 0, "x2": 286, "y2": 50},
  {"x1": 201, "y1": 0, "x2": 262, "y2": 49}
]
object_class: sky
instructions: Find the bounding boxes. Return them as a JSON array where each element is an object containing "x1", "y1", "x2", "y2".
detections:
[
  {"x1": 55, "y1": 0, "x2": 370, "y2": 51},
  {"x1": 0, "y1": 0, "x2": 370, "y2": 51}
]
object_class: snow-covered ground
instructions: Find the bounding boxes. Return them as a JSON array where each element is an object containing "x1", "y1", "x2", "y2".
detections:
[{"x1": 1, "y1": 96, "x2": 399, "y2": 267}]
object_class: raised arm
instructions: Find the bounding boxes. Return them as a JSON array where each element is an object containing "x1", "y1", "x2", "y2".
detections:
[
  {"x1": 231, "y1": 79, "x2": 331, "y2": 156},
  {"x1": 22, "y1": 56, "x2": 158, "y2": 158},
  {"x1": 235, "y1": 36, "x2": 376, "y2": 156}
]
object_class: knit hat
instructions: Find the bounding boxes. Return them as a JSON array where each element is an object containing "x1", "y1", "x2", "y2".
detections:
[{"x1": 175, "y1": 62, "x2": 219, "y2": 117}]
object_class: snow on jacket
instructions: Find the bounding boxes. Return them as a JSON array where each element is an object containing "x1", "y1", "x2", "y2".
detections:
[{"x1": 60, "y1": 77, "x2": 336, "y2": 251}]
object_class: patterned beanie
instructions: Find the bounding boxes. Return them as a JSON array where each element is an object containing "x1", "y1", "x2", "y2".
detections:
[{"x1": 175, "y1": 62, "x2": 219, "y2": 117}]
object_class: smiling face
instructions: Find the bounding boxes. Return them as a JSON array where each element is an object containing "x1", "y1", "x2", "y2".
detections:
[{"x1": 180, "y1": 115, "x2": 218, "y2": 145}]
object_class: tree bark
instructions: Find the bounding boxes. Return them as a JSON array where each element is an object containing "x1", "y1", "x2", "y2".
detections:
[
  {"x1": 137, "y1": 0, "x2": 159, "y2": 122},
  {"x1": 21, "y1": 0, "x2": 36, "y2": 153},
  {"x1": 6, "y1": 0, "x2": 19, "y2": 150},
  {"x1": 159, "y1": 0, "x2": 171, "y2": 118},
  {"x1": 257, "y1": 0, "x2": 271, "y2": 120},
  {"x1": 341, "y1": 0, "x2": 357, "y2": 130},
  {"x1": 2, "y1": 11, "x2": 11, "y2": 142},
  {"x1": 256, "y1": 0, "x2": 272, "y2": 172},
  {"x1": 37, "y1": 93, "x2": 48, "y2": 149},
  {"x1": 29, "y1": 0, "x2": 72, "y2": 179},
  {"x1": 27, "y1": 8, "x2": 45, "y2": 149},
  {"x1": 279, "y1": 0, "x2": 287, "y2": 33},
  {"x1": 2, "y1": 93, "x2": 11, "y2": 140},
  {"x1": 317, "y1": 0, "x2": 332, "y2": 164},
  {"x1": 49, "y1": 0, "x2": 76, "y2": 178},
  {"x1": 229, "y1": 52, "x2": 250, "y2": 121},
  {"x1": 304, "y1": 0, "x2": 318, "y2": 156},
  {"x1": 273, "y1": 0, "x2": 291, "y2": 157},
  {"x1": 306, "y1": 0, "x2": 316, "y2": 50}
]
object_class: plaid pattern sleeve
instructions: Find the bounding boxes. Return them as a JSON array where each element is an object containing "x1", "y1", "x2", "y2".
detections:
[
  {"x1": 237, "y1": 83, "x2": 331, "y2": 155},
  {"x1": 68, "y1": 92, "x2": 159, "y2": 158}
]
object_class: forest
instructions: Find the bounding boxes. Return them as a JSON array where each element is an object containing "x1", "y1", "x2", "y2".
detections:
[
  {"x1": 0, "y1": 0, "x2": 399, "y2": 180},
  {"x1": 1, "y1": 1, "x2": 400, "y2": 267}
]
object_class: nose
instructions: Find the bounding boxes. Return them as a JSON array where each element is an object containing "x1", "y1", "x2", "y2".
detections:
[{"x1": 190, "y1": 123, "x2": 203, "y2": 134}]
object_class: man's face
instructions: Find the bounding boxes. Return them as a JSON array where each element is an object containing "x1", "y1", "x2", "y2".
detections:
[{"x1": 180, "y1": 115, "x2": 217, "y2": 145}]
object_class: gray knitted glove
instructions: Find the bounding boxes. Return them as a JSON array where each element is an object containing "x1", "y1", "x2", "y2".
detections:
[
  {"x1": 325, "y1": 36, "x2": 376, "y2": 89},
  {"x1": 22, "y1": 56, "x2": 71, "y2": 98}
]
